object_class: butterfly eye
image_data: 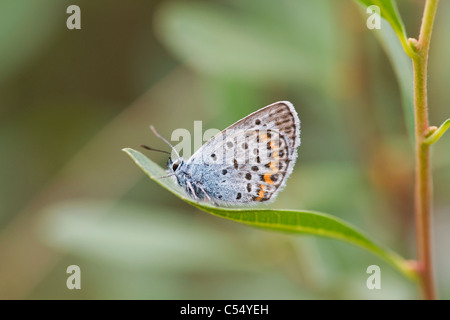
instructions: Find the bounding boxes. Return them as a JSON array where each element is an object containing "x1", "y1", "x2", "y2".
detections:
[{"x1": 172, "y1": 162, "x2": 179, "y2": 171}]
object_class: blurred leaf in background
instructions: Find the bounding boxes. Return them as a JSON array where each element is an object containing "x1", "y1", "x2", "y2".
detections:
[{"x1": 0, "y1": 0, "x2": 449, "y2": 299}]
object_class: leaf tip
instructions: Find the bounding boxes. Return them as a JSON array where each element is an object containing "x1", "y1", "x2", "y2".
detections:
[{"x1": 122, "y1": 147, "x2": 134, "y2": 153}]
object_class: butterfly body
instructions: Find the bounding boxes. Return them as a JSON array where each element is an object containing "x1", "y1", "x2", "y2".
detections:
[{"x1": 166, "y1": 101, "x2": 300, "y2": 206}]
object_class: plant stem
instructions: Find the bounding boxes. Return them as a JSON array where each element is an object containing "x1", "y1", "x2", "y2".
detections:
[{"x1": 410, "y1": 0, "x2": 439, "y2": 300}]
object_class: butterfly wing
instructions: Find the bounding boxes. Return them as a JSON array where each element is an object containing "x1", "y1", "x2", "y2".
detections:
[{"x1": 185, "y1": 101, "x2": 300, "y2": 205}]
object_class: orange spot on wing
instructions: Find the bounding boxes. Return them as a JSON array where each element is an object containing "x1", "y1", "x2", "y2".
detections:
[
  {"x1": 269, "y1": 161, "x2": 278, "y2": 172},
  {"x1": 264, "y1": 173, "x2": 274, "y2": 185},
  {"x1": 260, "y1": 134, "x2": 269, "y2": 142},
  {"x1": 269, "y1": 140, "x2": 279, "y2": 149},
  {"x1": 255, "y1": 185, "x2": 265, "y2": 201}
]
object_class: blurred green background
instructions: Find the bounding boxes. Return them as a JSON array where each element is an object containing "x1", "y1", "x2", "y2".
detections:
[{"x1": 1, "y1": 0, "x2": 449, "y2": 299}]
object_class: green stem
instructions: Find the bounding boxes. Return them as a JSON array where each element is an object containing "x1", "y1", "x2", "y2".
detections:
[{"x1": 410, "y1": 0, "x2": 439, "y2": 300}]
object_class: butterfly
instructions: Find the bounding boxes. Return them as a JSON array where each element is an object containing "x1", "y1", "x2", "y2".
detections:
[{"x1": 144, "y1": 101, "x2": 300, "y2": 206}]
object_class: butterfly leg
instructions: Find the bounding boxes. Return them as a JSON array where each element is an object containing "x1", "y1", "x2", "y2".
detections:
[
  {"x1": 186, "y1": 180, "x2": 199, "y2": 201},
  {"x1": 196, "y1": 184, "x2": 218, "y2": 206}
]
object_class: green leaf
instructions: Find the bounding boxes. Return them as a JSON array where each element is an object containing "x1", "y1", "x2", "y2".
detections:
[
  {"x1": 424, "y1": 118, "x2": 450, "y2": 145},
  {"x1": 375, "y1": 18, "x2": 415, "y2": 143},
  {"x1": 154, "y1": 0, "x2": 338, "y2": 87},
  {"x1": 123, "y1": 148, "x2": 418, "y2": 280},
  {"x1": 354, "y1": 2, "x2": 416, "y2": 143},
  {"x1": 354, "y1": 0, "x2": 412, "y2": 55},
  {"x1": 38, "y1": 200, "x2": 264, "y2": 272}
]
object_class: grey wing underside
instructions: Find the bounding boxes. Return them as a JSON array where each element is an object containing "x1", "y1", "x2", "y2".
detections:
[
  {"x1": 185, "y1": 101, "x2": 300, "y2": 205},
  {"x1": 190, "y1": 101, "x2": 300, "y2": 160}
]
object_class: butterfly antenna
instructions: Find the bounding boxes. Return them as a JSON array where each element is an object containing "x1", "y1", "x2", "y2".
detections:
[
  {"x1": 140, "y1": 145, "x2": 177, "y2": 179},
  {"x1": 140, "y1": 145, "x2": 171, "y2": 155},
  {"x1": 149, "y1": 125, "x2": 181, "y2": 160}
]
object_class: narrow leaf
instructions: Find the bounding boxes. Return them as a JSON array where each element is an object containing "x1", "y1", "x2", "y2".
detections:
[
  {"x1": 353, "y1": 1, "x2": 415, "y2": 141},
  {"x1": 375, "y1": 18, "x2": 415, "y2": 143},
  {"x1": 424, "y1": 118, "x2": 450, "y2": 145},
  {"x1": 354, "y1": 0, "x2": 412, "y2": 55},
  {"x1": 154, "y1": 1, "x2": 337, "y2": 87},
  {"x1": 123, "y1": 148, "x2": 417, "y2": 280}
]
